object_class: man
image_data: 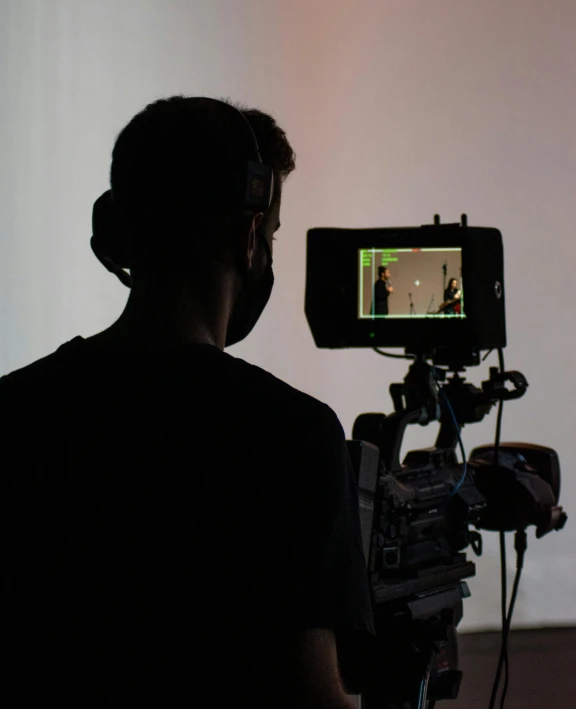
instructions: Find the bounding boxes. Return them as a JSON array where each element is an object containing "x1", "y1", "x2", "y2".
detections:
[
  {"x1": 372, "y1": 266, "x2": 394, "y2": 315},
  {"x1": 1, "y1": 97, "x2": 375, "y2": 707}
]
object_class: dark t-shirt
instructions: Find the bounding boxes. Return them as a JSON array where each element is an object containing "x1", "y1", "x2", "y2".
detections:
[
  {"x1": 1, "y1": 336, "x2": 375, "y2": 706},
  {"x1": 374, "y1": 280, "x2": 389, "y2": 303},
  {"x1": 372, "y1": 279, "x2": 390, "y2": 315}
]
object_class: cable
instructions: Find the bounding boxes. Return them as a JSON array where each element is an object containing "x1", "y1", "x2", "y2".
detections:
[
  {"x1": 498, "y1": 530, "x2": 527, "y2": 709},
  {"x1": 494, "y1": 349, "x2": 505, "y2": 465},
  {"x1": 498, "y1": 530, "x2": 509, "y2": 705},
  {"x1": 417, "y1": 658, "x2": 435, "y2": 709},
  {"x1": 495, "y1": 348, "x2": 508, "y2": 706},
  {"x1": 372, "y1": 348, "x2": 415, "y2": 360},
  {"x1": 488, "y1": 348, "x2": 513, "y2": 709},
  {"x1": 495, "y1": 350, "x2": 508, "y2": 703},
  {"x1": 438, "y1": 387, "x2": 467, "y2": 496},
  {"x1": 499, "y1": 629, "x2": 510, "y2": 709}
]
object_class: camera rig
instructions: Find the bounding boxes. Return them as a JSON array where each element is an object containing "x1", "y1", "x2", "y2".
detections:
[
  {"x1": 305, "y1": 216, "x2": 567, "y2": 709},
  {"x1": 347, "y1": 354, "x2": 566, "y2": 708}
]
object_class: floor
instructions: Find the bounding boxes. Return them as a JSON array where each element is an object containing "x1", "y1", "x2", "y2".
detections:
[
  {"x1": 452, "y1": 627, "x2": 576, "y2": 708},
  {"x1": 352, "y1": 627, "x2": 576, "y2": 708}
]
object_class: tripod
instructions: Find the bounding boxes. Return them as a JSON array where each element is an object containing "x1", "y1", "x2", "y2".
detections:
[
  {"x1": 359, "y1": 581, "x2": 470, "y2": 709},
  {"x1": 409, "y1": 293, "x2": 416, "y2": 315}
]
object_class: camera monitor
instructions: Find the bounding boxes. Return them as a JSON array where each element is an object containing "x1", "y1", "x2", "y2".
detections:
[{"x1": 305, "y1": 219, "x2": 506, "y2": 359}]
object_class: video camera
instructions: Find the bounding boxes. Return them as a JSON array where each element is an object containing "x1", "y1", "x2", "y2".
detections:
[{"x1": 305, "y1": 216, "x2": 567, "y2": 709}]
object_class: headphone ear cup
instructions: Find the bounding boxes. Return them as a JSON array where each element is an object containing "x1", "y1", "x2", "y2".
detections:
[
  {"x1": 91, "y1": 190, "x2": 132, "y2": 287},
  {"x1": 92, "y1": 190, "x2": 131, "y2": 270},
  {"x1": 244, "y1": 160, "x2": 274, "y2": 211}
]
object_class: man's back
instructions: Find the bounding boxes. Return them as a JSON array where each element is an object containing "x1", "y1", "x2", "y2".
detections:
[{"x1": 1, "y1": 337, "x2": 374, "y2": 706}]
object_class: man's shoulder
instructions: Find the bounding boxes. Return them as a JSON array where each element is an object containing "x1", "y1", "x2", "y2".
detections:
[
  {"x1": 230, "y1": 355, "x2": 341, "y2": 429},
  {"x1": 0, "y1": 337, "x2": 342, "y2": 433},
  {"x1": 0, "y1": 342, "x2": 72, "y2": 396}
]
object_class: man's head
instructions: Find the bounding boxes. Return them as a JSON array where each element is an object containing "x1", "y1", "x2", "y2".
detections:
[
  {"x1": 378, "y1": 266, "x2": 390, "y2": 280},
  {"x1": 109, "y1": 96, "x2": 294, "y2": 269},
  {"x1": 93, "y1": 96, "x2": 295, "y2": 348},
  {"x1": 449, "y1": 278, "x2": 458, "y2": 290}
]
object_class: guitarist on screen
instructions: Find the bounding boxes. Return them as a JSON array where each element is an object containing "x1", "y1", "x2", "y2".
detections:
[{"x1": 440, "y1": 277, "x2": 462, "y2": 315}]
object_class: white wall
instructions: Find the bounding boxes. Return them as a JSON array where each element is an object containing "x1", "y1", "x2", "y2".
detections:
[{"x1": 1, "y1": 0, "x2": 575, "y2": 631}]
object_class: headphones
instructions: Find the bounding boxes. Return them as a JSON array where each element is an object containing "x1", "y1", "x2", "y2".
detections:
[{"x1": 91, "y1": 97, "x2": 275, "y2": 288}]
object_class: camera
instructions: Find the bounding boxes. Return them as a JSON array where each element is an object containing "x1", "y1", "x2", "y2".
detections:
[{"x1": 305, "y1": 216, "x2": 567, "y2": 709}]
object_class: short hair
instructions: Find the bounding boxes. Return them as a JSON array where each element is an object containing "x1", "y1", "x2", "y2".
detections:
[
  {"x1": 378, "y1": 266, "x2": 389, "y2": 276},
  {"x1": 110, "y1": 95, "x2": 295, "y2": 262}
]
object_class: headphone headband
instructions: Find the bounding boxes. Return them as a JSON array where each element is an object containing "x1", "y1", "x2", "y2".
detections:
[{"x1": 194, "y1": 97, "x2": 274, "y2": 212}]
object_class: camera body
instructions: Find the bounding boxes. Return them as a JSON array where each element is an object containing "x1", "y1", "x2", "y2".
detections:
[{"x1": 348, "y1": 437, "x2": 481, "y2": 604}]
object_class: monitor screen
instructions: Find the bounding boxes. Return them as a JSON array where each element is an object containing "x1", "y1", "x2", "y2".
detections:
[{"x1": 358, "y1": 247, "x2": 465, "y2": 319}]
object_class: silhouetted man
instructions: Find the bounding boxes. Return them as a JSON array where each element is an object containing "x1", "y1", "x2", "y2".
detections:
[
  {"x1": 372, "y1": 265, "x2": 394, "y2": 315},
  {"x1": 1, "y1": 97, "x2": 374, "y2": 708}
]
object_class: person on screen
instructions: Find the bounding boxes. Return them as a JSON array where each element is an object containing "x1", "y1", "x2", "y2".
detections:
[
  {"x1": 0, "y1": 97, "x2": 375, "y2": 708},
  {"x1": 372, "y1": 265, "x2": 394, "y2": 315},
  {"x1": 442, "y1": 277, "x2": 462, "y2": 315}
]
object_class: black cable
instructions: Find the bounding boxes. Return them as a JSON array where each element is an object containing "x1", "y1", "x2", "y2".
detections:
[
  {"x1": 488, "y1": 556, "x2": 508, "y2": 709},
  {"x1": 372, "y1": 348, "x2": 415, "y2": 360},
  {"x1": 494, "y1": 349, "x2": 505, "y2": 463},
  {"x1": 488, "y1": 348, "x2": 507, "y2": 709},
  {"x1": 498, "y1": 531, "x2": 509, "y2": 705},
  {"x1": 498, "y1": 530, "x2": 527, "y2": 709},
  {"x1": 499, "y1": 632, "x2": 510, "y2": 709},
  {"x1": 495, "y1": 349, "x2": 509, "y2": 704}
]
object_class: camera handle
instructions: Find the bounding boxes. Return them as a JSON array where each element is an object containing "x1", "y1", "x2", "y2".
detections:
[{"x1": 356, "y1": 359, "x2": 528, "y2": 473}]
